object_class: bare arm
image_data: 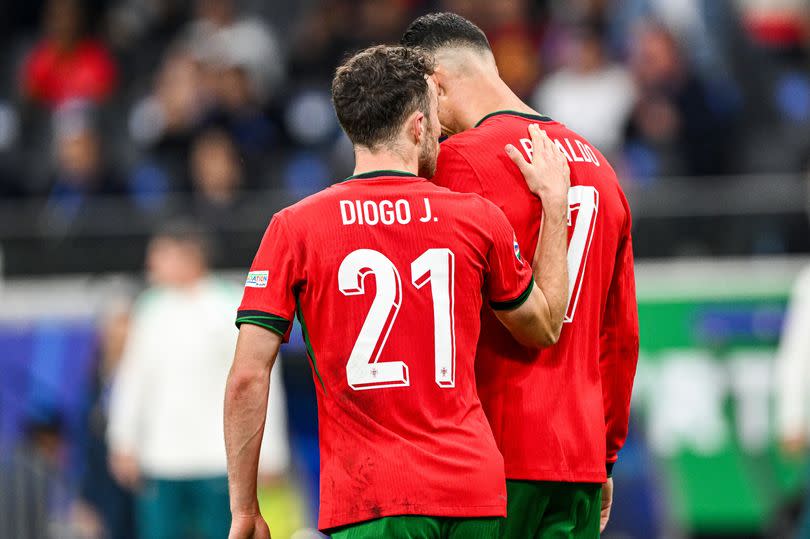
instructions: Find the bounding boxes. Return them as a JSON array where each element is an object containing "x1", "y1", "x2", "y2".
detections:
[
  {"x1": 225, "y1": 324, "x2": 282, "y2": 539},
  {"x1": 495, "y1": 124, "x2": 570, "y2": 347}
]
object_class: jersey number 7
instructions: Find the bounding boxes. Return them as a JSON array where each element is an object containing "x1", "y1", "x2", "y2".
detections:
[
  {"x1": 338, "y1": 248, "x2": 455, "y2": 391},
  {"x1": 565, "y1": 185, "x2": 599, "y2": 323}
]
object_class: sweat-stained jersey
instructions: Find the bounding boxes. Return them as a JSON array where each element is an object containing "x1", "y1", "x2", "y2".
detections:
[
  {"x1": 432, "y1": 111, "x2": 639, "y2": 483},
  {"x1": 236, "y1": 171, "x2": 534, "y2": 531}
]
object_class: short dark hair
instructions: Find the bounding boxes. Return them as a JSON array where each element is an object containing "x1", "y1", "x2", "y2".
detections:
[
  {"x1": 332, "y1": 45, "x2": 435, "y2": 149},
  {"x1": 401, "y1": 12, "x2": 491, "y2": 53},
  {"x1": 153, "y1": 218, "x2": 213, "y2": 264}
]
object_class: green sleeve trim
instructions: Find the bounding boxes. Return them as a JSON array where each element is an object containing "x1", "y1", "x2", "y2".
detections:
[
  {"x1": 236, "y1": 319, "x2": 286, "y2": 337},
  {"x1": 606, "y1": 461, "x2": 616, "y2": 477},
  {"x1": 489, "y1": 276, "x2": 534, "y2": 311},
  {"x1": 235, "y1": 310, "x2": 291, "y2": 336}
]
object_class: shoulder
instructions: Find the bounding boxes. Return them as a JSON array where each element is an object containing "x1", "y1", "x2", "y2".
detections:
[
  {"x1": 440, "y1": 128, "x2": 491, "y2": 158},
  {"x1": 273, "y1": 185, "x2": 340, "y2": 223},
  {"x1": 538, "y1": 70, "x2": 575, "y2": 93},
  {"x1": 445, "y1": 188, "x2": 508, "y2": 222},
  {"x1": 131, "y1": 287, "x2": 166, "y2": 318},
  {"x1": 24, "y1": 42, "x2": 53, "y2": 70}
]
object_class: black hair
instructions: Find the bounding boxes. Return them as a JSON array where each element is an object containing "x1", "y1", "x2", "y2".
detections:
[{"x1": 401, "y1": 12, "x2": 491, "y2": 53}]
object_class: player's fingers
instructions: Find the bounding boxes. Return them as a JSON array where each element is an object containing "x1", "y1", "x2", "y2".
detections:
[
  {"x1": 600, "y1": 508, "x2": 610, "y2": 531},
  {"x1": 539, "y1": 129, "x2": 561, "y2": 165},
  {"x1": 528, "y1": 124, "x2": 547, "y2": 160},
  {"x1": 600, "y1": 497, "x2": 611, "y2": 532},
  {"x1": 538, "y1": 128, "x2": 560, "y2": 167},
  {"x1": 550, "y1": 140, "x2": 570, "y2": 179},
  {"x1": 505, "y1": 144, "x2": 531, "y2": 174},
  {"x1": 533, "y1": 124, "x2": 552, "y2": 150}
]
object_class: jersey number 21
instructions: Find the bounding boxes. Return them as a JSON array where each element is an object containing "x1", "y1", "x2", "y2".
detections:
[{"x1": 339, "y1": 248, "x2": 455, "y2": 391}]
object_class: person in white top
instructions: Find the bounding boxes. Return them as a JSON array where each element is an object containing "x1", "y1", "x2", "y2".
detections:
[
  {"x1": 107, "y1": 222, "x2": 289, "y2": 539},
  {"x1": 533, "y1": 25, "x2": 635, "y2": 158},
  {"x1": 775, "y1": 265, "x2": 810, "y2": 537}
]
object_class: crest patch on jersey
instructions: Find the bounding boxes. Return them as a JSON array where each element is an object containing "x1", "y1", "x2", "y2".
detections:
[
  {"x1": 513, "y1": 237, "x2": 522, "y2": 262},
  {"x1": 245, "y1": 270, "x2": 269, "y2": 288}
]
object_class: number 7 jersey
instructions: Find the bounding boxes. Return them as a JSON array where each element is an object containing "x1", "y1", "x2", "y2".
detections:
[
  {"x1": 237, "y1": 171, "x2": 533, "y2": 531},
  {"x1": 432, "y1": 111, "x2": 640, "y2": 484}
]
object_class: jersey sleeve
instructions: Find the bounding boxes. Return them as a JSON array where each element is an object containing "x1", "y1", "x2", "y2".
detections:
[
  {"x1": 432, "y1": 142, "x2": 486, "y2": 195},
  {"x1": 600, "y1": 198, "x2": 640, "y2": 475},
  {"x1": 236, "y1": 213, "x2": 300, "y2": 341},
  {"x1": 484, "y1": 202, "x2": 534, "y2": 310}
]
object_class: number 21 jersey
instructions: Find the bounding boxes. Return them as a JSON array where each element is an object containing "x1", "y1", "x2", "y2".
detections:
[{"x1": 237, "y1": 171, "x2": 533, "y2": 531}]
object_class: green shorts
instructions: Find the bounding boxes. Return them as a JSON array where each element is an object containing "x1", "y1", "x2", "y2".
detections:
[
  {"x1": 501, "y1": 480, "x2": 602, "y2": 539},
  {"x1": 330, "y1": 515, "x2": 503, "y2": 538}
]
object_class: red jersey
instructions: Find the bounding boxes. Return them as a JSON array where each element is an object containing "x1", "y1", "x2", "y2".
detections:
[
  {"x1": 237, "y1": 171, "x2": 533, "y2": 530},
  {"x1": 23, "y1": 39, "x2": 117, "y2": 107},
  {"x1": 433, "y1": 111, "x2": 639, "y2": 483}
]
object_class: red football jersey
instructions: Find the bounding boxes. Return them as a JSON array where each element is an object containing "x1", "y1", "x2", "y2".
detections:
[
  {"x1": 237, "y1": 171, "x2": 533, "y2": 530},
  {"x1": 432, "y1": 111, "x2": 639, "y2": 483}
]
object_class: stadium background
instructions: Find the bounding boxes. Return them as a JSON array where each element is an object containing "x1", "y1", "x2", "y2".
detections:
[{"x1": 1, "y1": 0, "x2": 809, "y2": 538}]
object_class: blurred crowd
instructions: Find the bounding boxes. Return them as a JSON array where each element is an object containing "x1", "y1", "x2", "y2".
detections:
[
  {"x1": 0, "y1": 0, "x2": 808, "y2": 234},
  {"x1": 1, "y1": 2, "x2": 810, "y2": 537},
  {"x1": 0, "y1": 223, "x2": 304, "y2": 539}
]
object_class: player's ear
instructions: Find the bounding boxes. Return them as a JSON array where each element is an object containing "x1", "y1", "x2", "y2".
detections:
[
  {"x1": 430, "y1": 72, "x2": 443, "y2": 93},
  {"x1": 431, "y1": 71, "x2": 447, "y2": 100},
  {"x1": 410, "y1": 110, "x2": 425, "y2": 145}
]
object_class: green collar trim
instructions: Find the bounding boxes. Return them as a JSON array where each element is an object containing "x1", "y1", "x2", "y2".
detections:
[
  {"x1": 341, "y1": 170, "x2": 418, "y2": 183},
  {"x1": 474, "y1": 110, "x2": 553, "y2": 128}
]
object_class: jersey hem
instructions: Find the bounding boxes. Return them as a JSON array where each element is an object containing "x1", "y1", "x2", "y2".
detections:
[
  {"x1": 505, "y1": 467, "x2": 608, "y2": 484},
  {"x1": 318, "y1": 503, "x2": 507, "y2": 532}
]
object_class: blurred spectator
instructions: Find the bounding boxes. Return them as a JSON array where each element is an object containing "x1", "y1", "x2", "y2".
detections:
[
  {"x1": 438, "y1": 0, "x2": 489, "y2": 25},
  {"x1": 203, "y1": 62, "x2": 277, "y2": 161},
  {"x1": 105, "y1": 0, "x2": 188, "y2": 53},
  {"x1": 623, "y1": 21, "x2": 737, "y2": 180},
  {"x1": 353, "y1": 0, "x2": 411, "y2": 43},
  {"x1": 533, "y1": 23, "x2": 635, "y2": 156},
  {"x1": 129, "y1": 49, "x2": 204, "y2": 207},
  {"x1": 734, "y1": 0, "x2": 810, "y2": 54},
  {"x1": 0, "y1": 411, "x2": 72, "y2": 539},
  {"x1": 481, "y1": 0, "x2": 541, "y2": 99},
  {"x1": 287, "y1": 0, "x2": 353, "y2": 83},
  {"x1": 74, "y1": 300, "x2": 136, "y2": 539},
  {"x1": 776, "y1": 265, "x2": 810, "y2": 538},
  {"x1": 107, "y1": 222, "x2": 290, "y2": 539},
  {"x1": 0, "y1": 99, "x2": 23, "y2": 198},
  {"x1": 190, "y1": 129, "x2": 246, "y2": 229},
  {"x1": 45, "y1": 101, "x2": 122, "y2": 223},
  {"x1": 22, "y1": 0, "x2": 117, "y2": 108},
  {"x1": 183, "y1": 0, "x2": 285, "y2": 105}
]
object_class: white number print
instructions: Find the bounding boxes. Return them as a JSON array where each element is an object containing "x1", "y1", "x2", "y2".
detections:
[
  {"x1": 412, "y1": 249, "x2": 456, "y2": 387},
  {"x1": 339, "y1": 249, "x2": 408, "y2": 390},
  {"x1": 565, "y1": 186, "x2": 599, "y2": 323},
  {"x1": 339, "y1": 248, "x2": 457, "y2": 391}
]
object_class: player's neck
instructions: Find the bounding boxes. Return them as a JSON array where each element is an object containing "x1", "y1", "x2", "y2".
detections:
[
  {"x1": 459, "y1": 77, "x2": 538, "y2": 131},
  {"x1": 352, "y1": 147, "x2": 418, "y2": 178}
]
